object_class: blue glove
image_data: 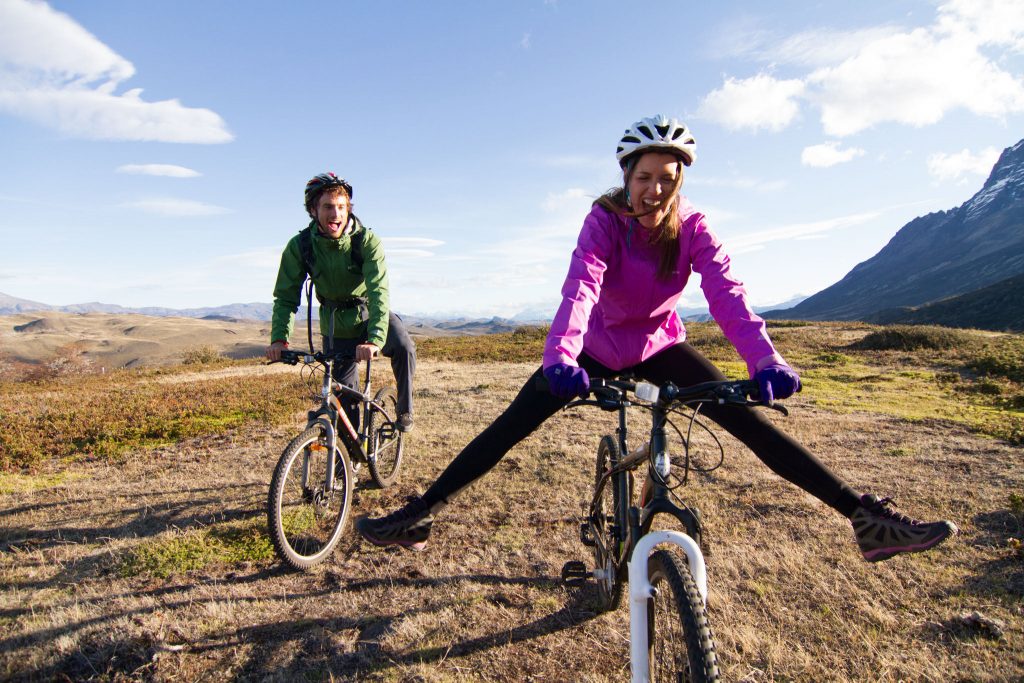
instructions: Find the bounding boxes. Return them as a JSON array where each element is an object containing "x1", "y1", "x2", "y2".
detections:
[
  {"x1": 755, "y1": 363, "x2": 801, "y2": 403},
  {"x1": 543, "y1": 363, "x2": 590, "y2": 399}
]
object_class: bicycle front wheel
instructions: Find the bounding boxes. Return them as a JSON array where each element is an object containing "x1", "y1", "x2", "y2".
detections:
[
  {"x1": 646, "y1": 549, "x2": 719, "y2": 682},
  {"x1": 268, "y1": 420, "x2": 354, "y2": 570},
  {"x1": 366, "y1": 386, "x2": 404, "y2": 488}
]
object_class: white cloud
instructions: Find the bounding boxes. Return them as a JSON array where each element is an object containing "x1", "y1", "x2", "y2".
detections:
[
  {"x1": 801, "y1": 141, "x2": 866, "y2": 167},
  {"x1": 704, "y1": 0, "x2": 1024, "y2": 136},
  {"x1": 809, "y1": 25, "x2": 1024, "y2": 136},
  {"x1": 0, "y1": 0, "x2": 232, "y2": 143},
  {"x1": 697, "y1": 73, "x2": 805, "y2": 132},
  {"x1": 767, "y1": 26, "x2": 903, "y2": 67},
  {"x1": 936, "y1": 0, "x2": 1024, "y2": 49},
  {"x1": 927, "y1": 146, "x2": 1001, "y2": 181},
  {"x1": 725, "y1": 211, "x2": 880, "y2": 253},
  {"x1": 116, "y1": 164, "x2": 201, "y2": 178},
  {"x1": 0, "y1": 0, "x2": 133, "y2": 82},
  {"x1": 714, "y1": 20, "x2": 902, "y2": 68},
  {"x1": 521, "y1": 32, "x2": 531, "y2": 49},
  {"x1": 123, "y1": 198, "x2": 231, "y2": 216}
]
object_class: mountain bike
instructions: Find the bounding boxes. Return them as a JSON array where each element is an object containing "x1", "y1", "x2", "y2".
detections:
[
  {"x1": 266, "y1": 349, "x2": 405, "y2": 570},
  {"x1": 561, "y1": 375, "x2": 784, "y2": 682}
]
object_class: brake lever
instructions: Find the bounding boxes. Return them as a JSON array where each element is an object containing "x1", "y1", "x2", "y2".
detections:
[{"x1": 756, "y1": 401, "x2": 789, "y2": 416}]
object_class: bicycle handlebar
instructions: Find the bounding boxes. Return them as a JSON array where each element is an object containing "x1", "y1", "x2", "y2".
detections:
[
  {"x1": 270, "y1": 349, "x2": 358, "y2": 366},
  {"x1": 573, "y1": 376, "x2": 787, "y2": 415}
]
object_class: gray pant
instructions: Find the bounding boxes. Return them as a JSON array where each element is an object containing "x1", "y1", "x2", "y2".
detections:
[{"x1": 324, "y1": 312, "x2": 416, "y2": 426}]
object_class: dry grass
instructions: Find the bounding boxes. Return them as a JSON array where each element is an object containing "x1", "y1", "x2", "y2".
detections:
[{"x1": 1, "y1": 347, "x2": 1022, "y2": 681}]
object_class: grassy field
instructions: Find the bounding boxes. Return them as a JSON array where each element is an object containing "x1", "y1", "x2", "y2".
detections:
[{"x1": 0, "y1": 321, "x2": 1021, "y2": 681}]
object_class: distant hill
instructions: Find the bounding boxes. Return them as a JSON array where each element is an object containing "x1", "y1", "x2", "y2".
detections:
[
  {"x1": 0, "y1": 292, "x2": 546, "y2": 338},
  {"x1": 765, "y1": 138, "x2": 1024, "y2": 323},
  {"x1": 0, "y1": 292, "x2": 53, "y2": 314},
  {"x1": 0, "y1": 292, "x2": 280, "y2": 320},
  {"x1": 864, "y1": 272, "x2": 1024, "y2": 332}
]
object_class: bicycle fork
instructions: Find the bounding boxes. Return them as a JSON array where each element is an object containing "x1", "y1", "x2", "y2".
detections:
[
  {"x1": 627, "y1": 528, "x2": 709, "y2": 683},
  {"x1": 626, "y1": 408, "x2": 709, "y2": 682}
]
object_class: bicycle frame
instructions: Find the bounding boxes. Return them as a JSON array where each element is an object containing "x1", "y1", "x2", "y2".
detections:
[
  {"x1": 590, "y1": 383, "x2": 706, "y2": 584},
  {"x1": 298, "y1": 353, "x2": 384, "y2": 467},
  {"x1": 575, "y1": 376, "x2": 765, "y2": 683},
  {"x1": 296, "y1": 303, "x2": 385, "y2": 469}
]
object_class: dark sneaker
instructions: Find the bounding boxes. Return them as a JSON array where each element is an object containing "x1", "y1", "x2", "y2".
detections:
[
  {"x1": 356, "y1": 496, "x2": 432, "y2": 551},
  {"x1": 852, "y1": 494, "x2": 957, "y2": 562},
  {"x1": 396, "y1": 413, "x2": 414, "y2": 433}
]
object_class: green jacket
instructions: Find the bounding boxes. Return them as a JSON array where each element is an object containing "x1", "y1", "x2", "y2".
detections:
[{"x1": 270, "y1": 216, "x2": 390, "y2": 349}]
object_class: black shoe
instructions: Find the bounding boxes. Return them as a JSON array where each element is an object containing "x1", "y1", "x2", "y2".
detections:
[
  {"x1": 356, "y1": 496, "x2": 433, "y2": 551},
  {"x1": 851, "y1": 494, "x2": 957, "y2": 562},
  {"x1": 396, "y1": 413, "x2": 414, "y2": 433}
]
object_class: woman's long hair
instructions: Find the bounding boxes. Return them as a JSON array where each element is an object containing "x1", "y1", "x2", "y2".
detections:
[{"x1": 594, "y1": 154, "x2": 685, "y2": 280}]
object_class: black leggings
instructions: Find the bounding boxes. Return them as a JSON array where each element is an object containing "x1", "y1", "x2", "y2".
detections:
[{"x1": 424, "y1": 342, "x2": 861, "y2": 518}]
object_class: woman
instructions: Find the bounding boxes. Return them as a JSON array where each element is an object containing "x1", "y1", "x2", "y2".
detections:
[{"x1": 356, "y1": 115, "x2": 956, "y2": 562}]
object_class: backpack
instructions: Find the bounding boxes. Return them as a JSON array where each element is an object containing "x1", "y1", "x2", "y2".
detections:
[{"x1": 297, "y1": 219, "x2": 370, "y2": 351}]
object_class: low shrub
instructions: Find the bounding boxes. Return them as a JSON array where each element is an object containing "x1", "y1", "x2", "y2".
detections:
[
  {"x1": 965, "y1": 336, "x2": 1024, "y2": 383},
  {"x1": 850, "y1": 325, "x2": 976, "y2": 352},
  {"x1": 182, "y1": 345, "x2": 223, "y2": 365}
]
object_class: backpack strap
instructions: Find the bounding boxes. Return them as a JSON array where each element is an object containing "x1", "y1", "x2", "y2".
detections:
[
  {"x1": 350, "y1": 224, "x2": 364, "y2": 270},
  {"x1": 292, "y1": 226, "x2": 314, "y2": 351},
  {"x1": 298, "y1": 225, "x2": 317, "y2": 279}
]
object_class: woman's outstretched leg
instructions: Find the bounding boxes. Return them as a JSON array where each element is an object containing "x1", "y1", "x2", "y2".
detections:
[
  {"x1": 355, "y1": 361, "x2": 604, "y2": 550},
  {"x1": 637, "y1": 343, "x2": 956, "y2": 561}
]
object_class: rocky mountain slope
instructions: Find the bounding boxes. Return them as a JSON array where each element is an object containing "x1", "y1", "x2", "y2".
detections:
[
  {"x1": 864, "y1": 271, "x2": 1024, "y2": 331},
  {"x1": 767, "y1": 138, "x2": 1024, "y2": 322}
]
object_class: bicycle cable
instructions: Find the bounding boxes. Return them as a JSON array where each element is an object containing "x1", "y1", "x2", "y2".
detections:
[{"x1": 646, "y1": 400, "x2": 726, "y2": 493}]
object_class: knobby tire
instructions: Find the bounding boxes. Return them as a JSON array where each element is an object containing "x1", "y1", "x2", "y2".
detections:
[
  {"x1": 646, "y1": 549, "x2": 720, "y2": 682},
  {"x1": 593, "y1": 435, "x2": 632, "y2": 612},
  {"x1": 366, "y1": 386, "x2": 404, "y2": 488}
]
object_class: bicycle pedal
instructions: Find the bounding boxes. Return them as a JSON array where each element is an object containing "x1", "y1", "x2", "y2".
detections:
[
  {"x1": 561, "y1": 560, "x2": 590, "y2": 586},
  {"x1": 579, "y1": 522, "x2": 596, "y2": 547}
]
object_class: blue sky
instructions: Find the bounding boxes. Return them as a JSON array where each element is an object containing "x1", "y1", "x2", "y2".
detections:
[{"x1": 1, "y1": 0, "x2": 1022, "y2": 319}]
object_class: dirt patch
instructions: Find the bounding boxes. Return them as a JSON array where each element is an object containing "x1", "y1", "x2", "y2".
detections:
[{"x1": 1, "y1": 360, "x2": 1021, "y2": 681}]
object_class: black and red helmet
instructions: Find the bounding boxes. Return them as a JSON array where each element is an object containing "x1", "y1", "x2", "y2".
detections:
[{"x1": 303, "y1": 172, "x2": 353, "y2": 214}]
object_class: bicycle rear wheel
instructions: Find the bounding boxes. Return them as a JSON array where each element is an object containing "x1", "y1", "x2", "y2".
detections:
[
  {"x1": 593, "y1": 435, "x2": 632, "y2": 612},
  {"x1": 268, "y1": 420, "x2": 353, "y2": 570},
  {"x1": 646, "y1": 549, "x2": 719, "y2": 682},
  {"x1": 366, "y1": 386, "x2": 404, "y2": 488}
]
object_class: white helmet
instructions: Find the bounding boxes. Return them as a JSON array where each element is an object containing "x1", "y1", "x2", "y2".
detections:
[{"x1": 616, "y1": 115, "x2": 696, "y2": 168}]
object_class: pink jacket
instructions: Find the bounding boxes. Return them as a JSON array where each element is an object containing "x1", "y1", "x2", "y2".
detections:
[{"x1": 543, "y1": 199, "x2": 784, "y2": 378}]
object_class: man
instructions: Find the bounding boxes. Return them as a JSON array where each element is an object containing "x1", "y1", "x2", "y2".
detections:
[{"x1": 266, "y1": 172, "x2": 415, "y2": 431}]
